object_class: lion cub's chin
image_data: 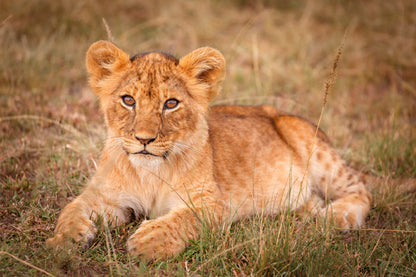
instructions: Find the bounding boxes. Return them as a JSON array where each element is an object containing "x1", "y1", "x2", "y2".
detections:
[{"x1": 128, "y1": 153, "x2": 165, "y2": 169}]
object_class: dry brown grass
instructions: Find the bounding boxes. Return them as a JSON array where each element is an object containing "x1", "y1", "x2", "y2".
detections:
[{"x1": 1, "y1": 0, "x2": 415, "y2": 275}]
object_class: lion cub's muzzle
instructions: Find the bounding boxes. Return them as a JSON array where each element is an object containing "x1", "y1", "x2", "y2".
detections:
[{"x1": 122, "y1": 135, "x2": 169, "y2": 159}]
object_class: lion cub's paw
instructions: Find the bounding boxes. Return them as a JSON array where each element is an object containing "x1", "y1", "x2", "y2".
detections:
[
  {"x1": 46, "y1": 217, "x2": 96, "y2": 249},
  {"x1": 127, "y1": 219, "x2": 186, "y2": 260},
  {"x1": 320, "y1": 202, "x2": 367, "y2": 229}
]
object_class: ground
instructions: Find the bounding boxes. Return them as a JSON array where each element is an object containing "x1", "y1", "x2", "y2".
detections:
[{"x1": 1, "y1": 0, "x2": 415, "y2": 275}]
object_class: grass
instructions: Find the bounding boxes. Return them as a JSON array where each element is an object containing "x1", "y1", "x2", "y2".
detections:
[{"x1": 1, "y1": 0, "x2": 416, "y2": 275}]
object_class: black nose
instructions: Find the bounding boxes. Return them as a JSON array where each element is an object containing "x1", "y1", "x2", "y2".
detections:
[{"x1": 135, "y1": 136, "x2": 156, "y2": 145}]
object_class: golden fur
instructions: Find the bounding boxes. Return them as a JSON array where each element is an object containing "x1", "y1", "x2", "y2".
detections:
[{"x1": 47, "y1": 40, "x2": 374, "y2": 260}]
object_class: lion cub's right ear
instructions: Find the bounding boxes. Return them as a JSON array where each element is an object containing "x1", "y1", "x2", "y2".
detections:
[{"x1": 86, "y1": 40, "x2": 130, "y2": 95}]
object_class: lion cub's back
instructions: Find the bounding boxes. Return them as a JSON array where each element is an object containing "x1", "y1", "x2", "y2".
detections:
[
  {"x1": 208, "y1": 104, "x2": 328, "y2": 155},
  {"x1": 208, "y1": 105, "x2": 329, "y2": 194}
]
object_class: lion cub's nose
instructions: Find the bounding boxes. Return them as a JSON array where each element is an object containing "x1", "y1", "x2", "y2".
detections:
[{"x1": 135, "y1": 136, "x2": 156, "y2": 145}]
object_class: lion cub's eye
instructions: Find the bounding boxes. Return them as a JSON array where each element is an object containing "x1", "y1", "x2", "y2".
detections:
[
  {"x1": 121, "y1": 95, "x2": 136, "y2": 107},
  {"x1": 164, "y1": 99, "x2": 179, "y2": 110}
]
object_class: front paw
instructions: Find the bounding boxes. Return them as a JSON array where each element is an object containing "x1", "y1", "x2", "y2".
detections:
[
  {"x1": 46, "y1": 216, "x2": 96, "y2": 249},
  {"x1": 127, "y1": 219, "x2": 187, "y2": 260}
]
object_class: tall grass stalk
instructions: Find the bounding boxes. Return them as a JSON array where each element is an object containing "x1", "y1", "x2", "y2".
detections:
[{"x1": 1, "y1": 0, "x2": 415, "y2": 275}]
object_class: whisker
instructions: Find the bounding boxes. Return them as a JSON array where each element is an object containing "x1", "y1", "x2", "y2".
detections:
[{"x1": 172, "y1": 141, "x2": 209, "y2": 160}]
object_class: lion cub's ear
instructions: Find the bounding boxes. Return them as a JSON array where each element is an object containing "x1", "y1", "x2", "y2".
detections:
[
  {"x1": 86, "y1": 40, "x2": 130, "y2": 95},
  {"x1": 179, "y1": 47, "x2": 225, "y2": 101}
]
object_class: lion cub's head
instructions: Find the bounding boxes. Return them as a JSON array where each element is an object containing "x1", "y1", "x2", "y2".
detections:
[{"x1": 86, "y1": 41, "x2": 225, "y2": 168}]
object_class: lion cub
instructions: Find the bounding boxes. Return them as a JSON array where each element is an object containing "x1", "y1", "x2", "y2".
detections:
[{"x1": 47, "y1": 41, "x2": 371, "y2": 259}]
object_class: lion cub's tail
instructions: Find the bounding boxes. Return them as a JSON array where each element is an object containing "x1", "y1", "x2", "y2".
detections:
[{"x1": 356, "y1": 171, "x2": 416, "y2": 194}]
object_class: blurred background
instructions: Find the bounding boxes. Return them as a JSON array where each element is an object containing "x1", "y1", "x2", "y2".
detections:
[{"x1": 0, "y1": 0, "x2": 415, "y2": 275}]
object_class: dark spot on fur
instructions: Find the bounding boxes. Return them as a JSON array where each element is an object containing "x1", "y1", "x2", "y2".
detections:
[
  {"x1": 346, "y1": 181, "x2": 355, "y2": 187},
  {"x1": 316, "y1": 151, "x2": 323, "y2": 161}
]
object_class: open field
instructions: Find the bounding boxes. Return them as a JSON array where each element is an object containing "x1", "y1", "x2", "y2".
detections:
[{"x1": 1, "y1": 0, "x2": 416, "y2": 275}]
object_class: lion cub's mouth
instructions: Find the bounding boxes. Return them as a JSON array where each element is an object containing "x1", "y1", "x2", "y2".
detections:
[
  {"x1": 135, "y1": 150, "x2": 158, "y2": 157},
  {"x1": 127, "y1": 149, "x2": 168, "y2": 159}
]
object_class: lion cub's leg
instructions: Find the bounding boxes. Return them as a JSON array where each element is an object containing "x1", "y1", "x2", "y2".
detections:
[
  {"x1": 126, "y1": 189, "x2": 222, "y2": 260},
  {"x1": 46, "y1": 195, "x2": 97, "y2": 248},
  {"x1": 127, "y1": 206, "x2": 202, "y2": 260},
  {"x1": 46, "y1": 187, "x2": 130, "y2": 248},
  {"x1": 308, "y1": 142, "x2": 372, "y2": 228}
]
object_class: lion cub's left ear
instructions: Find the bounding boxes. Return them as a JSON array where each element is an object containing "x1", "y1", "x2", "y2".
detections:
[
  {"x1": 86, "y1": 40, "x2": 130, "y2": 95},
  {"x1": 179, "y1": 47, "x2": 226, "y2": 101}
]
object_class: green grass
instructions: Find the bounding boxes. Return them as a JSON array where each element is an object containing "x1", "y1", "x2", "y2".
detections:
[{"x1": 1, "y1": 0, "x2": 416, "y2": 275}]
